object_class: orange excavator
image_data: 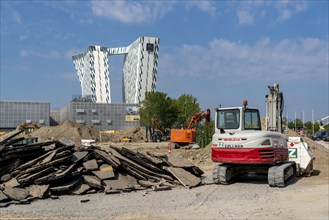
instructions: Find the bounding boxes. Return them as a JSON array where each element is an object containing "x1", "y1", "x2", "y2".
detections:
[{"x1": 169, "y1": 109, "x2": 211, "y2": 148}]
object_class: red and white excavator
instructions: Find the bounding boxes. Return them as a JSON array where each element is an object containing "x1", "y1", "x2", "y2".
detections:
[
  {"x1": 170, "y1": 109, "x2": 211, "y2": 149},
  {"x1": 211, "y1": 83, "x2": 314, "y2": 187}
]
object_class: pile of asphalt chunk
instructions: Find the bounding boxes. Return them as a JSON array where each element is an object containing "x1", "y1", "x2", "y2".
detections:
[{"x1": 0, "y1": 130, "x2": 204, "y2": 207}]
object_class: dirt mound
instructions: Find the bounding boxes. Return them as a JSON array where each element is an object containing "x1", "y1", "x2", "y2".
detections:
[
  {"x1": 107, "y1": 127, "x2": 147, "y2": 143},
  {"x1": 30, "y1": 120, "x2": 109, "y2": 145}
]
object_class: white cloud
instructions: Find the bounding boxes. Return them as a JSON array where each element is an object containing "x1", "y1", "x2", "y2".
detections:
[
  {"x1": 237, "y1": 9, "x2": 254, "y2": 25},
  {"x1": 19, "y1": 48, "x2": 61, "y2": 59},
  {"x1": 90, "y1": 1, "x2": 219, "y2": 24},
  {"x1": 12, "y1": 10, "x2": 22, "y2": 24},
  {"x1": 91, "y1": 1, "x2": 174, "y2": 24},
  {"x1": 160, "y1": 37, "x2": 328, "y2": 82},
  {"x1": 275, "y1": 1, "x2": 308, "y2": 21},
  {"x1": 186, "y1": 1, "x2": 217, "y2": 16}
]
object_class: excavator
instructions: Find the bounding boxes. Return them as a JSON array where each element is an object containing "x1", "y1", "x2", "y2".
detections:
[
  {"x1": 170, "y1": 109, "x2": 211, "y2": 148},
  {"x1": 17, "y1": 122, "x2": 40, "y2": 134},
  {"x1": 150, "y1": 118, "x2": 169, "y2": 142},
  {"x1": 211, "y1": 83, "x2": 314, "y2": 187}
]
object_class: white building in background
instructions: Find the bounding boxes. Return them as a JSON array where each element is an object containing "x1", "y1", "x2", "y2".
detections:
[
  {"x1": 72, "y1": 46, "x2": 111, "y2": 103},
  {"x1": 72, "y1": 36, "x2": 159, "y2": 104}
]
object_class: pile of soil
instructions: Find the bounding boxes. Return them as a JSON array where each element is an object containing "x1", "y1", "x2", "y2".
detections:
[
  {"x1": 28, "y1": 122, "x2": 147, "y2": 146},
  {"x1": 107, "y1": 127, "x2": 147, "y2": 143},
  {"x1": 29, "y1": 120, "x2": 110, "y2": 145}
]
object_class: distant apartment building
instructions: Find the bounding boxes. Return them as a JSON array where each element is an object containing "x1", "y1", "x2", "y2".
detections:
[{"x1": 72, "y1": 36, "x2": 159, "y2": 104}]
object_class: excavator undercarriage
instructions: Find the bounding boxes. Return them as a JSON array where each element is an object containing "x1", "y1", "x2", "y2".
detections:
[{"x1": 212, "y1": 161, "x2": 296, "y2": 187}]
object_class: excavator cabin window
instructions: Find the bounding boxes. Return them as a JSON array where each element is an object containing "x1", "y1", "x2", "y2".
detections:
[
  {"x1": 243, "y1": 109, "x2": 261, "y2": 130},
  {"x1": 217, "y1": 109, "x2": 240, "y2": 129}
]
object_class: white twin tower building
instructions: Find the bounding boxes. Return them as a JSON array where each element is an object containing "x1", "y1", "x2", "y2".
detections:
[{"x1": 72, "y1": 36, "x2": 159, "y2": 104}]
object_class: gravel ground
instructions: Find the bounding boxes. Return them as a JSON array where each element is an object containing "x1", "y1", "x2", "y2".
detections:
[
  {"x1": 1, "y1": 177, "x2": 328, "y2": 220},
  {"x1": 1, "y1": 141, "x2": 328, "y2": 220}
]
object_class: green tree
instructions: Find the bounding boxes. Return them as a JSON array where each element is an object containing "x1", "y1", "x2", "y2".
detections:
[
  {"x1": 288, "y1": 118, "x2": 303, "y2": 130},
  {"x1": 196, "y1": 120, "x2": 214, "y2": 148},
  {"x1": 304, "y1": 121, "x2": 320, "y2": 135},
  {"x1": 173, "y1": 94, "x2": 200, "y2": 128},
  {"x1": 140, "y1": 91, "x2": 178, "y2": 128}
]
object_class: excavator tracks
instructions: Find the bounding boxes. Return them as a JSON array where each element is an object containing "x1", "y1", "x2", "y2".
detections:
[
  {"x1": 212, "y1": 164, "x2": 239, "y2": 185},
  {"x1": 213, "y1": 162, "x2": 297, "y2": 187},
  {"x1": 268, "y1": 161, "x2": 297, "y2": 187}
]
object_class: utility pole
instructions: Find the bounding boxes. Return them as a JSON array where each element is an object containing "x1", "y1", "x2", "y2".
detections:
[
  {"x1": 312, "y1": 110, "x2": 314, "y2": 135},
  {"x1": 294, "y1": 111, "x2": 297, "y2": 132}
]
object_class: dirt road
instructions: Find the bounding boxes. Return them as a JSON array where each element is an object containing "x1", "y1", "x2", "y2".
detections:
[{"x1": 1, "y1": 141, "x2": 328, "y2": 220}]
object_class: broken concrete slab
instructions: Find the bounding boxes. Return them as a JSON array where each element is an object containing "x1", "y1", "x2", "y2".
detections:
[
  {"x1": 92, "y1": 165, "x2": 115, "y2": 180},
  {"x1": 3, "y1": 178, "x2": 20, "y2": 188},
  {"x1": 71, "y1": 183, "x2": 91, "y2": 195},
  {"x1": 165, "y1": 167, "x2": 201, "y2": 188},
  {"x1": 50, "y1": 178, "x2": 81, "y2": 193},
  {"x1": 110, "y1": 147, "x2": 173, "y2": 181},
  {"x1": 166, "y1": 154, "x2": 195, "y2": 168},
  {"x1": 56, "y1": 138, "x2": 75, "y2": 148},
  {"x1": 27, "y1": 184, "x2": 49, "y2": 199},
  {"x1": 92, "y1": 170, "x2": 114, "y2": 180},
  {"x1": 72, "y1": 151, "x2": 88, "y2": 163},
  {"x1": 15, "y1": 150, "x2": 55, "y2": 171},
  {"x1": 0, "y1": 130, "x2": 24, "y2": 146},
  {"x1": 18, "y1": 167, "x2": 54, "y2": 186},
  {"x1": 0, "y1": 190, "x2": 8, "y2": 202},
  {"x1": 83, "y1": 159, "x2": 98, "y2": 171},
  {"x1": 3, "y1": 187, "x2": 30, "y2": 201},
  {"x1": 103, "y1": 173, "x2": 138, "y2": 191},
  {"x1": 39, "y1": 150, "x2": 57, "y2": 165},
  {"x1": 94, "y1": 149, "x2": 120, "y2": 168},
  {"x1": 83, "y1": 175, "x2": 102, "y2": 189},
  {"x1": 1, "y1": 174, "x2": 12, "y2": 182}
]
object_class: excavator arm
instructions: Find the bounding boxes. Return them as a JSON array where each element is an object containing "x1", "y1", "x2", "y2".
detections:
[
  {"x1": 186, "y1": 109, "x2": 211, "y2": 130},
  {"x1": 170, "y1": 109, "x2": 211, "y2": 147}
]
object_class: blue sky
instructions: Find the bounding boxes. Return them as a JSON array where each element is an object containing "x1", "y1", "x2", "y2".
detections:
[{"x1": 1, "y1": 1, "x2": 328, "y2": 122}]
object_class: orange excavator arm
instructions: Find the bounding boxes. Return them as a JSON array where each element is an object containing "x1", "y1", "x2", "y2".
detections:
[
  {"x1": 186, "y1": 109, "x2": 211, "y2": 130},
  {"x1": 170, "y1": 109, "x2": 211, "y2": 146}
]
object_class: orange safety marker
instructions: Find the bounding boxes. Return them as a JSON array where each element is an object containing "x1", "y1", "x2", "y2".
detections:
[{"x1": 168, "y1": 143, "x2": 172, "y2": 154}]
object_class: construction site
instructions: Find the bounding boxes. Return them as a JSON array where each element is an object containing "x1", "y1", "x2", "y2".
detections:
[{"x1": 0, "y1": 85, "x2": 328, "y2": 219}]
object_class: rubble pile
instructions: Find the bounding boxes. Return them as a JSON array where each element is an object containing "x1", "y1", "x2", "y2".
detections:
[{"x1": 0, "y1": 130, "x2": 204, "y2": 207}]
